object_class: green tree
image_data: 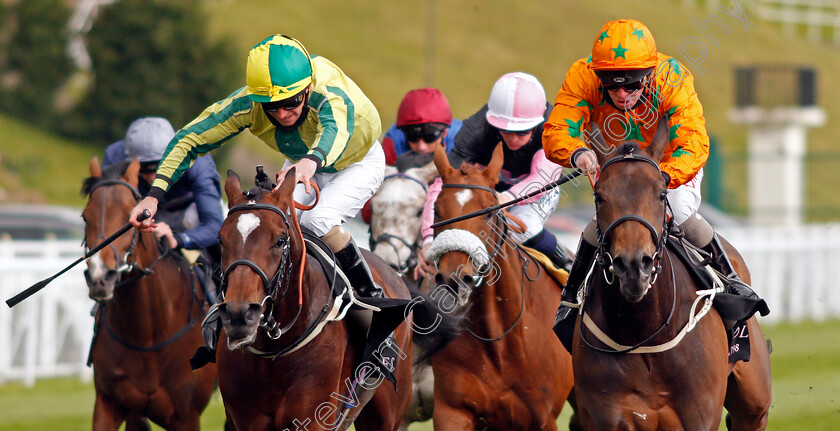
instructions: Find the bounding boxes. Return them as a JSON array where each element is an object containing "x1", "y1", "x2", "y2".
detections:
[
  {"x1": 63, "y1": 0, "x2": 237, "y2": 143},
  {"x1": 0, "y1": 0, "x2": 73, "y2": 124}
]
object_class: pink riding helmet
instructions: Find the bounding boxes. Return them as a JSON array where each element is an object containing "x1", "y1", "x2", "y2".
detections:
[{"x1": 485, "y1": 72, "x2": 547, "y2": 132}]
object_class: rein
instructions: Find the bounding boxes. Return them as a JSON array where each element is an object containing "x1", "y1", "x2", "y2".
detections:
[
  {"x1": 88, "y1": 178, "x2": 204, "y2": 353},
  {"x1": 431, "y1": 168, "x2": 582, "y2": 228},
  {"x1": 434, "y1": 183, "x2": 527, "y2": 342},
  {"x1": 580, "y1": 149, "x2": 693, "y2": 354},
  {"x1": 222, "y1": 201, "x2": 299, "y2": 339}
]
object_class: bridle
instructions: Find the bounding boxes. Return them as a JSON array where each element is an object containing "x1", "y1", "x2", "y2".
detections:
[
  {"x1": 594, "y1": 149, "x2": 672, "y2": 286},
  {"x1": 369, "y1": 172, "x2": 428, "y2": 274},
  {"x1": 86, "y1": 177, "x2": 201, "y2": 353},
  {"x1": 435, "y1": 183, "x2": 529, "y2": 342},
  {"x1": 582, "y1": 148, "x2": 679, "y2": 354},
  {"x1": 84, "y1": 179, "x2": 157, "y2": 289},
  {"x1": 221, "y1": 198, "x2": 297, "y2": 340}
]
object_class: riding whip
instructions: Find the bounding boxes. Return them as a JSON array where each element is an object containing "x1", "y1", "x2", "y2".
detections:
[
  {"x1": 6, "y1": 210, "x2": 151, "y2": 308},
  {"x1": 431, "y1": 169, "x2": 583, "y2": 228}
]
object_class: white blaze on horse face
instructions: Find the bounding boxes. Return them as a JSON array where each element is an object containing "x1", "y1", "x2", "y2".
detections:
[
  {"x1": 87, "y1": 253, "x2": 106, "y2": 279},
  {"x1": 454, "y1": 189, "x2": 473, "y2": 210},
  {"x1": 236, "y1": 213, "x2": 261, "y2": 245}
]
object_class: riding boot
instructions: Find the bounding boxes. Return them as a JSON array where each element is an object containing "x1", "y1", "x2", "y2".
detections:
[
  {"x1": 704, "y1": 234, "x2": 770, "y2": 319},
  {"x1": 334, "y1": 238, "x2": 399, "y2": 375},
  {"x1": 553, "y1": 237, "x2": 598, "y2": 353},
  {"x1": 334, "y1": 238, "x2": 386, "y2": 299},
  {"x1": 523, "y1": 229, "x2": 574, "y2": 272}
]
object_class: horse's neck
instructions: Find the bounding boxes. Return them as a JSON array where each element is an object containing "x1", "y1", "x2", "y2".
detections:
[
  {"x1": 256, "y1": 259, "x2": 335, "y2": 350},
  {"x1": 471, "y1": 242, "x2": 524, "y2": 323},
  {"x1": 108, "y1": 235, "x2": 191, "y2": 328}
]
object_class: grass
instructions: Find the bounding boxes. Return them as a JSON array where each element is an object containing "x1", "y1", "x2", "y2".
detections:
[{"x1": 1, "y1": 319, "x2": 838, "y2": 430}]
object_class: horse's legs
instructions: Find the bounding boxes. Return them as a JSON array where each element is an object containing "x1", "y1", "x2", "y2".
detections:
[
  {"x1": 431, "y1": 403, "x2": 475, "y2": 431},
  {"x1": 723, "y1": 317, "x2": 771, "y2": 431},
  {"x1": 124, "y1": 412, "x2": 150, "y2": 431},
  {"x1": 92, "y1": 394, "x2": 126, "y2": 431}
]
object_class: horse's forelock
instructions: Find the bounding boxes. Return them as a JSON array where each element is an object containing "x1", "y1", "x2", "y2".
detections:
[
  {"x1": 615, "y1": 141, "x2": 642, "y2": 156},
  {"x1": 81, "y1": 160, "x2": 131, "y2": 196}
]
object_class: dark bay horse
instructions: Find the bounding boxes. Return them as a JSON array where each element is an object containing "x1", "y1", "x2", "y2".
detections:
[
  {"x1": 427, "y1": 143, "x2": 575, "y2": 430},
  {"x1": 82, "y1": 157, "x2": 217, "y2": 430},
  {"x1": 572, "y1": 121, "x2": 771, "y2": 430},
  {"x1": 215, "y1": 168, "x2": 458, "y2": 431}
]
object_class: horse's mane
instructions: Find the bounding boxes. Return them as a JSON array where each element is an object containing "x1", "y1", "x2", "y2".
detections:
[{"x1": 81, "y1": 160, "x2": 131, "y2": 196}]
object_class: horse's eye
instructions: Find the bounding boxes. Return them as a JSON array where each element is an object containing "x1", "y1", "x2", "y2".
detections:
[
  {"x1": 274, "y1": 236, "x2": 288, "y2": 249},
  {"x1": 217, "y1": 235, "x2": 225, "y2": 248},
  {"x1": 593, "y1": 193, "x2": 604, "y2": 205},
  {"x1": 659, "y1": 190, "x2": 667, "y2": 202}
]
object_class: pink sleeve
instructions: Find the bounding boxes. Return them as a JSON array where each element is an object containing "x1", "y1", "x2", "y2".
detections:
[
  {"x1": 504, "y1": 149, "x2": 564, "y2": 202},
  {"x1": 420, "y1": 178, "x2": 443, "y2": 243}
]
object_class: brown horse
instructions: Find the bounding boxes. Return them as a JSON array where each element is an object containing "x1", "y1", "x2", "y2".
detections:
[
  {"x1": 427, "y1": 143, "x2": 575, "y2": 430},
  {"x1": 215, "y1": 168, "x2": 459, "y2": 431},
  {"x1": 571, "y1": 121, "x2": 772, "y2": 430},
  {"x1": 82, "y1": 157, "x2": 217, "y2": 430}
]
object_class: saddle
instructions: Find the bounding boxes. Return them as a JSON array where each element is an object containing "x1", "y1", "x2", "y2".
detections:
[
  {"x1": 666, "y1": 237, "x2": 752, "y2": 363},
  {"x1": 518, "y1": 245, "x2": 569, "y2": 287}
]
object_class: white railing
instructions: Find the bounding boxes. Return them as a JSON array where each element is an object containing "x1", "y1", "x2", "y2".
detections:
[
  {"x1": 1, "y1": 224, "x2": 839, "y2": 383},
  {"x1": 721, "y1": 223, "x2": 840, "y2": 324},
  {"x1": 0, "y1": 240, "x2": 93, "y2": 386}
]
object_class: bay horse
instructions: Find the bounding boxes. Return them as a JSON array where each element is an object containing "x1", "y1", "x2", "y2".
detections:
[
  {"x1": 82, "y1": 157, "x2": 217, "y2": 430},
  {"x1": 369, "y1": 160, "x2": 439, "y2": 430},
  {"x1": 427, "y1": 143, "x2": 575, "y2": 430},
  {"x1": 572, "y1": 120, "x2": 772, "y2": 430},
  {"x1": 214, "y1": 168, "x2": 460, "y2": 431}
]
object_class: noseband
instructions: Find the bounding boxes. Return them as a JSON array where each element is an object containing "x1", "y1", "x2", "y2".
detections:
[
  {"x1": 85, "y1": 179, "x2": 151, "y2": 288},
  {"x1": 595, "y1": 150, "x2": 672, "y2": 285},
  {"x1": 369, "y1": 172, "x2": 428, "y2": 273},
  {"x1": 221, "y1": 200, "x2": 296, "y2": 339}
]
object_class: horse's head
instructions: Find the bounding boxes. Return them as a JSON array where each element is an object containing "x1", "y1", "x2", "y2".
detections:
[
  {"x1": 591, "y1": 117, "x2": 670, "y2": 302},
  {"x1": 217, "y1": 169, "x2": 302, "y2": 350},
  {"x1": 369, "y1": 162, "x2": 437, "y2": 273},
  {"x1": 81, "y1": 157, "x2": 142, "y2": 301},
  {"x1": 427, "y1": 142, "x2": 504, "y2": 305}
]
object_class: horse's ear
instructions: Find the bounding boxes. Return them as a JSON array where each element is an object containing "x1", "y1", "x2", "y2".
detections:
[
  {"x1": 224, "y1": 170, "x2": 243, "y2": 207},
  {"x1": 642, "y1": 115, "x2": 670, "y2": 161},
  {"x1": 273, "y1": 167, "x2": 297, "y2": 208},
  {"x1": 588, "y1": 121, "x2": 613, "y2": 166},
  {"x1": 89, "y1": 156, "x2": 102, "y2": 177},
  {"x1": 483, "y1": 142, "x2": 504, "y2": 184},
  {"x1": 412, "y1": 161, "x2": 439, "y2": 185},
  {"x1": 433, "y1": 141, "x2": 455, "y2": 181},
  {"x1": 124, "y1": 157, "x2": 140, "y2": 187}
]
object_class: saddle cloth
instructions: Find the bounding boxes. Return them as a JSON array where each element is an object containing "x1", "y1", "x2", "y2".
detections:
[{"x1": 667, "y1": 237, "x2": 751, "y2": 363}]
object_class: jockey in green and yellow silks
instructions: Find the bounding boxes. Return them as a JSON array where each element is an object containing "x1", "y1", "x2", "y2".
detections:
[{"x1": 130, "y1": 34, "x2": 389, "y2": 303}]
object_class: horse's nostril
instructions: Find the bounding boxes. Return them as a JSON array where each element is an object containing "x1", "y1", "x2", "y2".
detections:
[
  {"x1": 612, "y1": 256, "x2": 628, "y2": 275},
  {"x1": 640, "y1": 254, "x2": 654, "y2": 274},
  {"x1": 245, "y1": 304, "x2": 263, "y2": 326},
  {"x1": 218, "y1": 304, "x2": 231, "y2": 325},
  {"x1": 461, "y1": 274, "x2": 474, "y2": 286},
  {"x1": 104, "y1": 270, "x2": 119, "y2": 282},
  {"x1": 435, "y1": 273, "x2": 444, "y2": 286}
]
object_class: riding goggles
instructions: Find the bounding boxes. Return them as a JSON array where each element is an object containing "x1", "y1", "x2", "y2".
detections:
[
  {"x1": 262, "y1": 90, "x2": 307, "y2": 112},
  {"x1": 401, "y1": 123, "x2": 447, "y2": 143},
  {"x1": 499, "y1": 128, "x2": 533, "y2": 136},
  {"x1": 139, "y1": 161, "x2": 159, "y2": 174}
]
